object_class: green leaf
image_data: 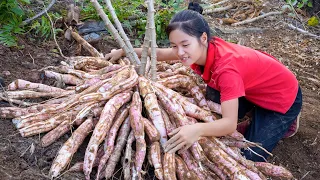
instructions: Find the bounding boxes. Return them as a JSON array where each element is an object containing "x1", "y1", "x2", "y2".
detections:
[
  {"x1": 297, "y1": 2, "x2": 304, "y2": 8},
  {"x1": 13, "y1": 27, "x2": 24, "y2": 34},
  {"x1": 307, "y1": 16, "x2": 319, "y2": 26},
  {"x1": 288, "y1": 12, "x2": 295, "y2": 17},
  {"x1": 156, "y1": 24, "x2": 161, "y2": 33},
  {"x1": 11, "y1": 7, "x2": 24, "y2": 16},
  {"x1": 19, "y1": 0, "x2": 30, "y2": 4},
  {"x1": 134, "y1": 39, "x2": 141, "y2": 47},
  {"x1": 291, "y1": 0, "x2": 298, "y2": 6},
  {"x1": 307, "y1": 1, "x2": 313, "y2": 7}
]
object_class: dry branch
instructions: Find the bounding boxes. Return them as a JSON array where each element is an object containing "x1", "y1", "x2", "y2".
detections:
[
  {"x1": 71, "y1": 31, "x2": 104, "y2": 57},
  {"x1": 287, "y1": 23, "x2": 320, "y2": 39},
  {"x1": 22, "y1": 0, "x2": 56, "y2": 25},
  {"x1": 232, "y1": 11, "x2": 283, "y2": 26},
  {"x1": 146, "y1": 0, "x2": 157, "y2": 81},
  {"x1": 204, "y1": 5, "x2": 233, "y2": 14}
]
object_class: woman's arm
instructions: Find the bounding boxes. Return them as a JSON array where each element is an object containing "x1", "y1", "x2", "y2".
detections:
[
  {"x1": 163, "y1": 98, "x2": 239, "y2": 153},
  {"x1": 104, "y1": 47, "x2": 179, "y2": 62},
  {"x1": 197, "y1": 98, "x2": 238, "y2": 136}
]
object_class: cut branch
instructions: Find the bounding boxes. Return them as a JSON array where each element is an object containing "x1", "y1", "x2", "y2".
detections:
[
  {"x1": 232, "y1": 11, "x2": 283, "y2": 26},
  {"x1": 287, "y1": 23, "x2": 320, "y2": 39},
  {"x1": 146, "y1": 0, "x2": 157, "y2": 81},
  {"x1": 104, "y1": 0, "x2": 141, "y2": 65},
  {"x1": 204, "y1": 5, "x2": 233, "y2": 14},
  {"x1": 22, "y1": 0, "x2": 56, "y2": 25},
  {"x1": 139, "y1": 21, "x2": 151, "y2": 76},
  {"x1": 71, "y1": 31, "x2": 104, "y2": 57},
  {"x1": 91, "y1": 0, "x2": 138, "y2": 65}
]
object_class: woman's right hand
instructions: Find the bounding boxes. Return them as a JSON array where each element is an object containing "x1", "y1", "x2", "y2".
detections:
[{"x1": 104, "y1": 49, "x2": 123, "y2": 62}]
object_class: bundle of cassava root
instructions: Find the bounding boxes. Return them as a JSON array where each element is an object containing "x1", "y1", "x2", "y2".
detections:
[
  {"x1": 0, "y1": 56, "x2": 293, "y2": 180},
  {"x1": 0, "y1": 0, "x2": 294, "y2": 179}
]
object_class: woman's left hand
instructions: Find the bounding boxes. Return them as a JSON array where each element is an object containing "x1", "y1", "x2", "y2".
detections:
[{"x1": 164, "y1": 124, "x2": 202, "y2": 153}]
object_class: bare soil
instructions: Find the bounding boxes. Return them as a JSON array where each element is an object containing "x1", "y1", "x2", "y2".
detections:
[{"x1": 0, "y1": 0, "x2": 319, "y2": 179}]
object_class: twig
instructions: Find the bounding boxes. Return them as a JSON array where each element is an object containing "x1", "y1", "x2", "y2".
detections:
[
  {"x1": 203, "y1": 5, "x2": 233, "y2": 14},
  {"x1": 310, "y1": 137, "x2": 317, "y2": 146},
  {"x1": 44, "y1": 5, "x2": 67, "y2": 59},
  {"x1": 28, "y1": 52, "x2": 35, "y2": 64},
  {"x1": 22, "y1": 0, "x2": 56, "y2": 25},
  {"x1": 146, "y1": 0, "x2": 157, "y2": 81},
  {"x1": 300, "y1": 171, "x2": 310, "y2": 180},
  {"x1": 217, "y1": 27, "x2": 264, "y2": 34},
  {"x1": 244, "y1": 139, "x2": 273, "y2": 156},
  {"x1": 300, "y1": 76, "x2": 320, "y2": 87},
  {"x1": 207, "y1": 0, "x2": 229, "y2": 8},
  {"x1": 247, "y1": 147, "x2": 268, "y2": 162},
  {"x1": 287, "y1": 23, "x2": 320, "y2": 39},
  {"x1": 104, "y1": 0, "x2": 140, "y2": 65},
  {"x1": 19, "y1": 143, "x2": 32, "y2": 157},
  {"x1": 232, "y1": 11, "x2": 284, "y2": 26}
]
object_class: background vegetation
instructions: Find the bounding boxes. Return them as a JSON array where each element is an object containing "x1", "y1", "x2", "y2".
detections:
[{"x1": 0, "y1": 0, "x2": 318, "y2": 47}]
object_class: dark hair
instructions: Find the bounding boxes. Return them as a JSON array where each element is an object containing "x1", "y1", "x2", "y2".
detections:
[
  {"x1": 166, "y1": 2, "x2": 210, "y2": 43},
  {"x1": 188, "y1": 2, "x2": 203, "y2": 14}
]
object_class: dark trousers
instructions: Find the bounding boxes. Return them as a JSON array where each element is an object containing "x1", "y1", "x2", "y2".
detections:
[{"x1": 205, "y1": 86, "x2": 303, "y2": 162}]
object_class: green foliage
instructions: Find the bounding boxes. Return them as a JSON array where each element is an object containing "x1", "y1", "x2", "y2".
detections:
[
  {"x1": 307, "y1": 16, "x2": 319, "y2": 26},
  {"x1": 28, "y1": 12, "x2": 63, "y2": 40},
  {"x1": 154, "y1": 0, "x2": 184, "y2": 43},
  {"x1": 0, "y1": 0, "x2": 30, "y2": 47},
  {"x1": 81, "y1": 0, "x2": 143, "y2": 22},
  {"x1": 0, "y1": 0, "x2": 63, "y2": 47},
  {"x1": 80, "y1": 0, "x2": 184, "y2": 45},
  {"x1": 286, "y1": 0, "x2": 313, "y2": 9}
]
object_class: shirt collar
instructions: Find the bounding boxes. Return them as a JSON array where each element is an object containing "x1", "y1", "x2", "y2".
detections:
[{"x1": 202, "y1": 40, "x2": 215, "y2": 82}]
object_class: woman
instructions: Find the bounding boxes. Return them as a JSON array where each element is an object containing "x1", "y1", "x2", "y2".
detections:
[{"x1": 105, "y1": 3, "x2": 302, "y2": 162}]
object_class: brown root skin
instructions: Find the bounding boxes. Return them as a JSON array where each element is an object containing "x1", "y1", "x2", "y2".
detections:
[
  {"x1": 254, "y1": 162, "x2": 293, "y2": 179},
  {"x1": 129, "y1": 92, "x2": 146, "y2": 176},
  {"x1": 163, "y1": 153, "x2": 177, "y2": 180},
  {"x1": 150, "y1": 142, "x2": 164, "y2": 180},
  {"x1": 7, "y1": 79, "x2": 66, "y2": 92},
  {"x1": 96, "y1": 105, "x2": 129, "y2": 178},
  {"x1": 175, "y1": 155, "x2": 199, "y2": 180},
  {"x1": 83, "y1": 91, "x2": 132, "y2": 179},
  {"x1": 49, "y1": 117, "x2": 94, "y2": 178},
  {"x1": 123, "y1": 131, "x2": 135, "y2": 180},
  {"x1": 143, "y1": 117, "x2": 160, "y2": 142},
  {"x1": 104, "y1": 117, "x2": 131, "y2": 179},
  {"x1": 41, "y1": 120, "x2": 71, "y2": 147}
]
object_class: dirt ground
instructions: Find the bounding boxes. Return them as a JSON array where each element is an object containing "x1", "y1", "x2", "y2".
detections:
[{"x1": 0, "y1": 0, "x2": 319, "y2": 180}]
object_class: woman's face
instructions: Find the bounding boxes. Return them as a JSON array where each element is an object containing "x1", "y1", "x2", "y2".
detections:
[{"x1": 169, "y1": 29, "x2": 207, "y2": 66}]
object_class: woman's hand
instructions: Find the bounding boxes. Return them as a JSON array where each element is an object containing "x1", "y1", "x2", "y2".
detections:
[
  {"x1": 104, "y1": 49, "x2": 123, "y2": 62},
  {"x1": 163, "y1": 124, "x2": 202, "y2": 153}
]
